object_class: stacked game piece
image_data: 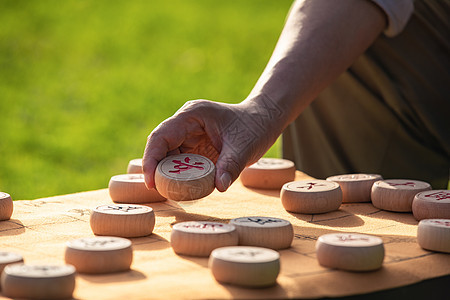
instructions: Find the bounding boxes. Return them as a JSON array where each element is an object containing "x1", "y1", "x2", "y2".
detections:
[
  {"x1": 65, "y1": 236, "x2": 133, "y2": 274},
  {"x1": 316, "y1": 233, "x2": 384, "y2": 271},
  {"x1": 229, "y1": 216, "x2": 293, "y2": 249},
  {"x1": 417, "y1": 219, "x2": 450, "y2": 253},
  {"x1": 90, "y1": 204, "x2": 155, "y2": 238},
  {"x1": 0, "y1": 192, "x2": 13, "y2": 221},
  {"x1": 109, "y1": 174, "x2": 166, "y2": 203},
  {"x1": 371, "y1": 179, "x2": 431, "y2": 212},
  {"x1": 155, "y1": 154, "x2": 215, "y2": 200},
  {"x1": 326, "y1": 174, "x2": 382, "y2": 203},
  {"x1": 209, "y1": 246, "x2": 280, "y2": 287},
  {"x1": 240, "y1": 158, "x2": 296, "y2": 190},
  {"x1": 170, "y1": 221, "x2": 238, "y2": 257},
  {"x1": 0, "y1": 251, "x2": 23, "y2": 275},
  {"x1": 281, "y1": 180, "x2": 342, "y2": 214},
  {"x1": 1, "y1": 264, "x2": 76, "y2": 299},
  {"x1": 127, "y1": 158, "x2": 143, "y2": 174},
  {"x1": 412, "y1": 190, "x2": 450, "y2": 220}
]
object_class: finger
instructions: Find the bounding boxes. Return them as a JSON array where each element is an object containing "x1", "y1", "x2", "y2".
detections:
[
  {"x1": 142, "y1": 120, "x2": 186, "y2": 189},
  {"x1": 142, "y1": 134, "x2": 171, "y2": 189},
  {"x1": 214, "y1": 144, "x2": 247, "y2": 192},
  {"x1": 167, "y1": 148, "x2": 181, "y2": 156}
]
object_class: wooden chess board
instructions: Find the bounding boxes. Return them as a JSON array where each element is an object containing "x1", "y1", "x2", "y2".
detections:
[{"x1": 1, "y1": 171, "x2": 449, "y2": 299}]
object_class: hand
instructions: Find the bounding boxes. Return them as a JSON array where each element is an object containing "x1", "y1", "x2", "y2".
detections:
[{"x1": 142, "y1": 99, "x2": 281, "y2": 192}]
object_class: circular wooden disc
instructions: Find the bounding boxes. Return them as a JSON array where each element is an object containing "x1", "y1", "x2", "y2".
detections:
[
  {"x1": 2, "y1": 264, "x2": 76, "y2": 278},
  {"x1": 127, "y1": 158, "x2": 143, "y2": 174},
  {"x1": 326, "y1": 174, "x2": 382, "y2": 203},
  {"x1": 246, "y1": 158, "x2": 294, "y2": 171},
  {"x1": 67, "y1": 236, "x2": 132, "y2": 251},
  {"x1": 412, "y1": 190, "x2": 450, "y2": 221},
  {"x1": 155, "y1": 154, "x2": 215, "y2": 201},
  {"x1": 417, "y1": 219, "x2": 450, "y2": 253},
  {"x1": 281, "y1": 180, "x2": 342, "y2": 214},
  {"x1": 0, "y1": 192, "x2": 11, "y2": 200},
  {"x1": 90, "y1": 204, "x2": 155, "y2": 237},
  {"x1": 93, "y1": 204, "x2": 153, "y2": 216},
  {"x1": 109, "y1": 174, "x2": 166, "y2": 203},
  {"x1": 1, "y1": 264, "x2": 76, "y2": 299},
  {"x1": 65, "y1": 236, "x2": 133, "y2": 274},
  {"x1": 0, "y1": 192, "x2": 13, "y2": 221},
  {"x1": 173, "y1": 221, "x2": 236, "y2": 234},
  {"x1": 229, "y1": 216, "x2": 293, "y2": 249},
  {"x1": 170, "y1": 221, "x2": 238, "y2": 257},
  {"x1": 316, "y1": 233, "x2": 384, "y2": 271},
  {"x1": 240, "y1": 158, "x2": 295, "y2": 190},
  {"x1": 209, "y1": 246, "x2": 280, "y2": 287},
  {"x1": 0, "y1": 251, "x2": 23, "y2": 274},
  {"x1": 371, "y1": 179, "x2": 431, "y2": 212}
]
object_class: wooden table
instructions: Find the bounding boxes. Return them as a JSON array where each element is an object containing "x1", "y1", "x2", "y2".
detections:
[{"x1": 1, "y1": 172, "x2": 449, "y2": 299}]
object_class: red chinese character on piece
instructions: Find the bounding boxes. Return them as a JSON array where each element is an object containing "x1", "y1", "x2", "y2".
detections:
[
  {"x1": 424, "y1": 191, "x2": 450, "y2": 201},
  {"x1": 169, "y1": 157, "x2": 204, "y2": 174},
  {"x1": 388, "y1": 181, "x2": 416, "y2": 187},
  {"x1": 297, "y1": 182, "x2": 325, "y2": 190},
  {"x1": 185, "y1": 223, "x2": 223, "y2": 230},
  {"x1": 432, "y1": 220, "x2": 450, "y2": 227},
  {"x1": 336, "y1": 235, "x2": 369, "y2": 242}
]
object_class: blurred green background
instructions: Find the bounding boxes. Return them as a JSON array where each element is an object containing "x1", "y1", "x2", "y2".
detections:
[{"x1": 0, "y1": 0, "x2": 292, "y2": 200}]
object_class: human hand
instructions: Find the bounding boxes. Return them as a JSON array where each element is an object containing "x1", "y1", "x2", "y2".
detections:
[{"x1": 142, "y1": 98, "x2": 282, "y2": 192}]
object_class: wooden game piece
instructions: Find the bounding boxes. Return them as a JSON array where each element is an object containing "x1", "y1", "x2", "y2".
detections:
[
  {"x1": 280, "y1": 180, "x2": 342, "y2": 214},
  {"x1": 417, "y1": 219, "x2": 450, "y2": 253},
  {"x1": 155, "y1": 154, "x2": 215, "y2": 201},
  {"x1": 170, "y1": 221, "x2": 238, "y2": 257},
  {"x1": 371, "y1": 179, "x2": 431, "y2": 212},
  {"x1": 1, "y1": 264, "x2": 76, "y2": 299},
  {"x1": 326, "y1": 174, "x2": 382, "y2": 203},
  {"x1": 229, "y1": 216, "x2": 293, "y2": 250},
  {"x1": 316, "y1": 233, "x2": 384, "y2": 271},
  {"x1": 127, "y1": 158, "x2": 143, "y2": 174},
  {"x1": 90, "y1": 204, "x2": 155, "y2": 238},
  {"x1": 412, "y1": 190, "x2": 450, "y2": 221},
  {"x1": 109, "y1": 173, "x2": 166, "y2": 203},
  {"x1": 209, "y1": 246, "x2": 280, "y2": 288},
  {"x1": 240, "y1": 158, "x2": 295, "y2": 190},
  {"x1": 0, "y1": 252, "x2": 23, "y2": 276},
  {"x1": 65, "y1": 236, "x2": 133, "y2": 274},
  {"x1": 0, "y1": 192, "x2": 13, "y2": 221}
]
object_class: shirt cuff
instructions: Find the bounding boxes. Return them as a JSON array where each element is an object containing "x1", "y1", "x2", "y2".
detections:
[{"x1": 371, "y1": 0, "x2": 414, "y2": 37}]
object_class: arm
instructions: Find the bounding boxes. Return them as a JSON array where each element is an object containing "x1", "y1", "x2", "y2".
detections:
[
  {"x1": 143, "y1": 0, "x2": 386, "y2": 192},
  {"x1": 243, "y1": 0, "x2": 387, "y2": 135}
]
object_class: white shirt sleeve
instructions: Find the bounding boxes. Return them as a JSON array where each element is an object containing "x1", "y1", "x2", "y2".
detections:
[{"x1": 370, "y1": 0, "x2": 414, "y2": 37}]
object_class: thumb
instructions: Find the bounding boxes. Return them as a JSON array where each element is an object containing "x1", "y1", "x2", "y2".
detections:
[
  {"x1": 216, "y1": 171, "x2": 232, "y2": 193},
  {"x1": 214, "y1": 145, "x2": 248, "y2": 192}
]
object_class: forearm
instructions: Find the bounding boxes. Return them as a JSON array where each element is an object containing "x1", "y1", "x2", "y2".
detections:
[{"x1": 242, "y1": 0, "x2": 386, "y2": 136}]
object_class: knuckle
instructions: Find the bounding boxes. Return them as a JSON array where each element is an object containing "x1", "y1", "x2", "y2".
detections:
[{"x1": 178, "y1": 99, "x2": 213, "y2": 115}]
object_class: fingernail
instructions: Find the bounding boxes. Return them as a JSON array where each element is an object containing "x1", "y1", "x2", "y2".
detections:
[{"x1": 220, "y1": 172, "x2": 232, "y2": 191}]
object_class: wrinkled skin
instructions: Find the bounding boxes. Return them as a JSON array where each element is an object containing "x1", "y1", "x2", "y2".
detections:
[{"x1": 143, "y1": 99, "x2": 280, "y2": 192}]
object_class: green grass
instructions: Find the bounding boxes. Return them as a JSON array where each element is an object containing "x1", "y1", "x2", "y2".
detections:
[{"x1": 0, "y1": 0, "x2": 292, "y2": 200}]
